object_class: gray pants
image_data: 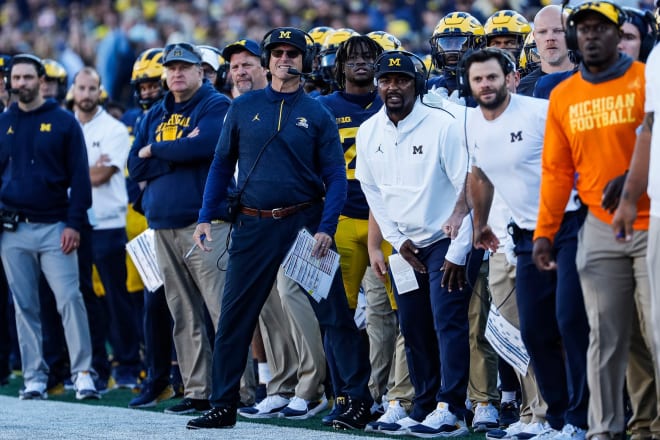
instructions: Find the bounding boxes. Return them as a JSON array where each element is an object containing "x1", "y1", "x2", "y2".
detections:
[{"x1": 1, "y1": 222, "x2": 92, "y2": 388}]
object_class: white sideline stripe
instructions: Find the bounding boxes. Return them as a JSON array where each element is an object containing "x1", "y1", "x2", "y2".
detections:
[{"x1": 0, "y1": 395, "x2": 375, "y2": 440}]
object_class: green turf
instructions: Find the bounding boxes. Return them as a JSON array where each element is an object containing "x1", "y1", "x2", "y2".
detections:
[{"x1": 0, "y1": 373, "x2": 485, "y2": 438}]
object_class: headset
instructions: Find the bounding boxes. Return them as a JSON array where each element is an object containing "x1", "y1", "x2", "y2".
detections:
[
  {"x1": 260, "y1": 27, "x2": 316, "y2": 73},
  {"x1": 373, "y1": 50, "x2": 428, "y2": 97},
  {"x1": 9, "y1": 53, "x2": 46, "y2": 77},
  {"x1": 565, "y1": 1, "x2": 626, "y2": 52},
  {"x1": 457, "y1": 47, "x2": 517, "y2": 98},
  {"x1": 622, "y1": 7, "x2": 658, "y2": 62}
]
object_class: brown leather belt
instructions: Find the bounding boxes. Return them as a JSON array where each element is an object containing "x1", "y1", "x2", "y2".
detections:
[{"x1": 239, "y1": 201, "x2": 315, "y2": 219}]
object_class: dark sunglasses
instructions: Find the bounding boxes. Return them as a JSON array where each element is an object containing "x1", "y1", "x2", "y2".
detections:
[{"x1": 270, "y1": 49, "x2": 301, "y2": 59}]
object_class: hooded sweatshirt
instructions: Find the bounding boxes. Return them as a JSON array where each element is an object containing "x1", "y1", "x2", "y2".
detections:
[
  {"x1": 0, "y1": 99, "x2": 91, "y2": 231},
  {"x1": 127, "y1": 81, "x2": 231, "y2": 229}
]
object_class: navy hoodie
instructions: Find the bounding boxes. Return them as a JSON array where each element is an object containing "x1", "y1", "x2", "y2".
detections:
[
  {"x1": 0, "y1": 99, "x2": 91, "y2": 231},
  {"x1": 127, "y1": 81, "x2": 231, "y2": 229}
]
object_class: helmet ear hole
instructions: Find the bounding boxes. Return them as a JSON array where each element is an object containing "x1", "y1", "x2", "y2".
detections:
[{"x1": 131, "y1": 48, "x2": 165, "y2": 110}]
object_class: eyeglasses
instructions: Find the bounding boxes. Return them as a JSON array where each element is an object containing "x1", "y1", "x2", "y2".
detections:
[
  {"x1": 345, "y1": 62, "x2": 375, "y2": 69},
  {"x1": 270, "y1": 49, "x2": 301, "y2": 59}
]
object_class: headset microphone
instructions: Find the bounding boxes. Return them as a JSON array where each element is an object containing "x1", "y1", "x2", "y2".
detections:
[{"x1": 287, "y1": 67, "x2": 312, "y2": 79}]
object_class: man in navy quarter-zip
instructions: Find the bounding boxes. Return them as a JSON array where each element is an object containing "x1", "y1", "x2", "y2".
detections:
[{"x1": 187, "y1": 26, "x2": 372, "y2": 431}]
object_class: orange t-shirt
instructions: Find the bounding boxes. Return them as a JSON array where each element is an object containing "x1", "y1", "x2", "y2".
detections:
[{"x1": 535, "y1": 62, "x2": 650, "y2": 242}]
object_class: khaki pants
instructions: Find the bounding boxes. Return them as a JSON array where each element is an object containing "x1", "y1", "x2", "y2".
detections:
[
  {"x1": 156, "y1": 223, "x2": 255, "y2": 401},
  {"x1": 576, "y1": 213, "x2": 652, "y2": 438},
  {"x1": 274, "y1": 268, "x2": 326, "y2": 401},
  {"x1": 382, "y1": 331, "x2": 414, "y2": 412},
  {"x1": 489, "y1": 253, "x2": 547, "y2": 423},
  {"x1": 259, "y1": 282, "x2": 298, "y2": 397},
  {"x1": 468, "y1": 260, "x2": 500, "y2": 405},
  {"x1": 364, "y1": 266, "x2": 397, "y2": 402}
]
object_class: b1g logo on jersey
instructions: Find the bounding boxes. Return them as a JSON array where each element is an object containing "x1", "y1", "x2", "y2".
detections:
[{"x1": 510, "y1": 131, "x2": 523, "y2": 143}]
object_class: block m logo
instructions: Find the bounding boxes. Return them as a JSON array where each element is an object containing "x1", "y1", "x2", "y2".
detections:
[
  {"x1": 279, "y1": 31, "x2": 291, "y2": 39},
  {"x1": 510, "y1": 131, "x2": 522, "y2": 142},
  {"x1": 388, "y1": 58, "x2": 401, "y2": 67},
  {"x1": 40, "y1": 123, "x2": 51, "y2": 132},
  {"x1": 412, "y1": 145, "x2": 423, "y2": 154}
]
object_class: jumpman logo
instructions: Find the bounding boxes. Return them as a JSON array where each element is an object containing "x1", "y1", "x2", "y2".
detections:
[
  {"x1": 375, "y1": 144, "x2": 384, "y2": 154},
  {"x1": 252, "y1": 113, "x2": 260, "y2": 122}
]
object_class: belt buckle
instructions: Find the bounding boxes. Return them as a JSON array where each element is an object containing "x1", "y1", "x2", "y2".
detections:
[{"x1": 271, "y1": 207, "x2": 284, "y2": 219}]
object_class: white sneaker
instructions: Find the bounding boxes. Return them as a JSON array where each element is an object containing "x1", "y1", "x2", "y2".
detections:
[
  {"x1": 19, "y1": 381, "x2": 47, "y2": 400},
  {"x1": 553, "y1": 424, "x2": 587, "y2": 440},
  {"x1": 379, "y1": 415, "x2": 421, "y2": 436},
  {"x1": 278, "y1": 395, "x2": 328, "y2": 420},
  {"x1": 515, "y1": 422, "x2": 551, "y2": 440},
  {"x1": 488, "y1": 421, "x2": 530, "y2": 439},
  {"x1": 408, "y1": 402, "x2": 468, "y2": 438},
  {"x1": 473, "y1": 402, "x2": 499, "y2": 432},
  {"x1": 528, "y1": 427, "x2": 560, "y2": 440},
  {"x1": 365, "y1": 400, "x2": 408, "y2": 432},
  {"x1": 74, "y1": 371, "x2": 100, "y2": 400},
  {"x1": 238, "y1": 394, "x2": 290, "y2": 419}
]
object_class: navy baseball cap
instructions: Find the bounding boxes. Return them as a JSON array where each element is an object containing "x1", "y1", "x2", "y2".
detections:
[
  {"x1": 222, "y1": 39, "x2": 261, "y2": 60},
  {"x1": 375, "y1": 51, "x2": 417, "y2": 80},
  {"x1": 263, "y1": 27, "x2": 308, "y2": 54},
  {"x1": 163, "y1": 43, "x2": 202, "y2": 66}
]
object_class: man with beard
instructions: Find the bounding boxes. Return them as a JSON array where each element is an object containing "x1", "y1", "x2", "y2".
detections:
[
  {"x1": 73, "y1": 67, "x2": 140, "y2": 388},
  {"x1": 223, "y1": 39, "x2": 268, "y2": 97},
  {"x1": 356, "y1": 50, "x2": 482, "y2": 437},
  {"x1": 517, "y1": 5, "x2": 576, "y2": 97},
  {"x1": 532, "y1": 2, "x2": 649, "y2": 439},
  {"x1": 0, "y1": 54, "x2": 98, "y2": 400},
  {"x1": 465, "y1": 47, "x2": 589, "y2": 440}
]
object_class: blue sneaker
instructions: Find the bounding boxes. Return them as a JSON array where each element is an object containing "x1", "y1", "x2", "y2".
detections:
[{"x1": 322, "y1": 395, "x2": 348, "y2": 426}]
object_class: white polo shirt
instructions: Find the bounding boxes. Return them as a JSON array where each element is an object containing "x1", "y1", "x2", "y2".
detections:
[
  {"x1": 646, "y1": 44, "x2": 660, "y2": 217},
  {"x1": 356, "y1": 99, "x2": 472, "y2": 265}
]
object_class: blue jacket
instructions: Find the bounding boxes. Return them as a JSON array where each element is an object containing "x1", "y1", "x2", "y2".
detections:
[
  {"x1": 199, "y1": 85, "x2": 346, "y2": 236},
  {"x1": 127, "y1": 81, "x2": 231, "y2": 229},
  {"x1": 0, "y1": 99, "x2": 91, "y2": 231}
]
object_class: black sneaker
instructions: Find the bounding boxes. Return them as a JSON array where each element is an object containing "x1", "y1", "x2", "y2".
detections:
[
  {"x1": 322, "y1": 395, "x2": 348, "y2": 426},
  {"x1": 332, "y1": 398, "x2": 371, "y2": 430},
  {"x1": 164, "y1": 397, "x2": 211, "y2": 414},
  {"x1": 187, "y1": 407, "x2": 237, "y2": 430},
  {"x1": 500, "y1": 401, "x2": 520, "y2": 427}
]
